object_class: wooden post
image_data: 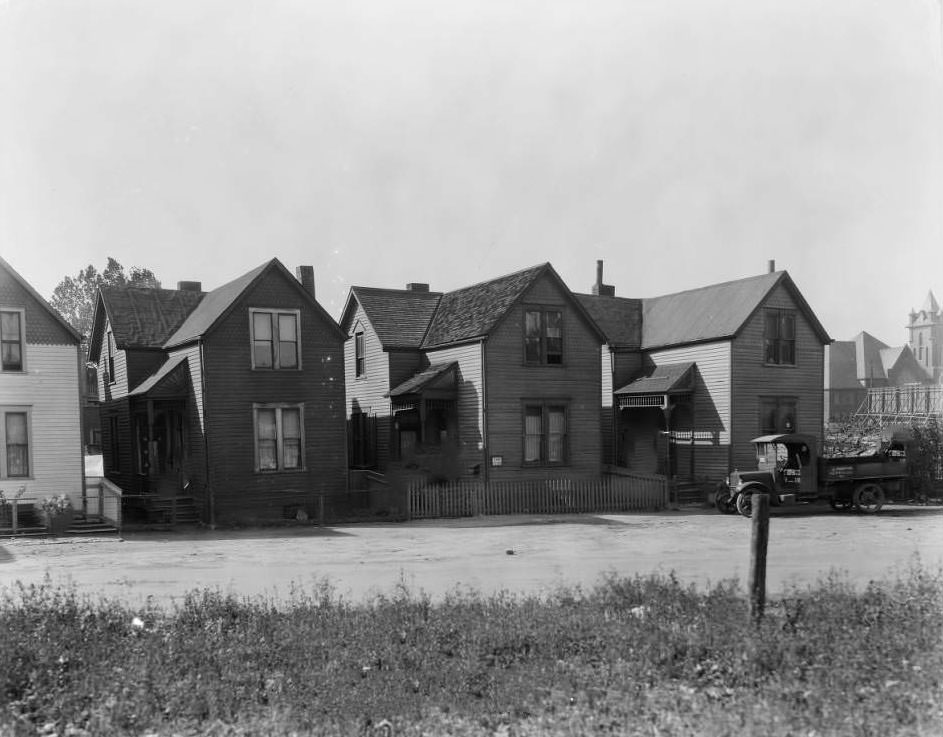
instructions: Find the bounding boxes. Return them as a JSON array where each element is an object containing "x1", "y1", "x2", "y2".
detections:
[{"x1": 749, "y1": 493, "x2": 770, "y2": 621}]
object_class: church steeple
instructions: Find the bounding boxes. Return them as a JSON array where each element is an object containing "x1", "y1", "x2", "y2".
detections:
[{"x1": 908, "y1": 289, "x2": 943, "y2": 382}]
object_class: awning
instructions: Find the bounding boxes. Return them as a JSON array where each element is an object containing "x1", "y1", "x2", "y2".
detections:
[
  {"x1": 128, "y1": 354, "x2": 190, "y2": 398},
  {"x1": 386, "y1": 362, "x2": 457, "y2": 399},
  {"x1": 615, "y1": 361, "x2": 696, "y2": 409}
]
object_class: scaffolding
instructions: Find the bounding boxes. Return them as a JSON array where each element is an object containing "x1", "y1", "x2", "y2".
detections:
[{"x1": 855, "y1": 385, "x2": 943, "y2": 424}]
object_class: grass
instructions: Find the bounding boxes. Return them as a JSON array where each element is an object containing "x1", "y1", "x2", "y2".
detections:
[{"x1": 1, "y1": 566, "x2": 942, "y2": 736}]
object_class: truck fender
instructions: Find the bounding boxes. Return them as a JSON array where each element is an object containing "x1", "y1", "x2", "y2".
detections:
[{"x1": 735, "y1": 484, "x2": 770, "y2": 518}]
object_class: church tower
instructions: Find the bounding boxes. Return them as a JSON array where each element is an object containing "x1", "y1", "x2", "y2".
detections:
[{"x1": 908, "y1": 291, "x2": 943, "y2": 383}]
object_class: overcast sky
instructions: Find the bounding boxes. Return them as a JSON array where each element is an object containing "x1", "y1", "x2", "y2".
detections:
[{"x1": 2, "y1": 0, "x2": 942, "y2": 345}]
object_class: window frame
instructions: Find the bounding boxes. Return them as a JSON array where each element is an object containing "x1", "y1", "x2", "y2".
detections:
[
  {"x1": 521, "y1": 400, "x2": 569, "y2": 467},
  {"x1": 0, "y1": 308, "x2": 26, "y2": 373},
  {"x1": 758, "y1": 396, "x2": 798, "y2": 435},
  {"x1": 523, "y1": 306, "x2": 564, "y2": 366},
  {"x1": 106, "y1": 330, "x2": 116, "y2": 385},
  {"x1": 1, "y1": 407, "x2": 32, "y2": 479},
  {"x1": 253, "y1": 403, "x2": 306, "y2": 473},
  {"x1": 249, "y1": 308, "x2": 302, "y2": 371},
  {"x1": 354, "y1": 331, "x2": 365, "y2": 378},
  {"x1": 763, "y1": 308, "x2": 797, "y2": 366}
]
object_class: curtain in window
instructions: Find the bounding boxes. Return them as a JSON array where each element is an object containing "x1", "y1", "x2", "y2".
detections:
[
  {"x1": 281, "y1": 407, "x2": 302, "y2": 469},
  {"x1": 545, "y1": 311, "x2": 563, "y2": 364},
  {"x1": 253, "y1": 313, "x2": 274, "y2": 368},
  {"x1": 547, "y1": 407, "x2": 566, "y2": 463},
  {"x1": 278, "y1": 314, "x2": 298, "y2": 368},
  {"x1": 524, "y1": 311, "x2": 542, "y2": 363},
  {"x1": 5, "y1": 412, "x2": 28, "y2": 477},
  {"x1": 524, "y1": 406, "x2": 542, "y2": 462},
  {"x1": 257, "y1": 408, "x2": 277, "y2": 470}
]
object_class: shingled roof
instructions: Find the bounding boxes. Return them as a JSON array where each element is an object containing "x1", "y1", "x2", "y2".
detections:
[
  {"x1": 640, "y1": 270, "x2": 830, "y2": 350},
  {"x1": 421, "y1": 264, "x2": 549, "y2": 348},
  {"x1": 343, "y1": 287, "x2": 443, "y2": 350},
  {"x1": 575, "y1": 294, "x2": 642, "y2": 349},
  {"x1": 97, "y1": 286, "x2": 205, "y2": 349}
]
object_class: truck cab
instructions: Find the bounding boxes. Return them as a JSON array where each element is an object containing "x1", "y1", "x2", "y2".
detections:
[{"x1": 728, "y1": 433, "x2": 820, "y2": 514}]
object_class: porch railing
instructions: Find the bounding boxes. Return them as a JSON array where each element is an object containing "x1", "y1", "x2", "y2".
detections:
[
  {"x1": 100, "y1": 479, "x2": 123, "y2": 533},
  {"x1": 407, "y1": 472, "x2": 668, "y2": 520}
]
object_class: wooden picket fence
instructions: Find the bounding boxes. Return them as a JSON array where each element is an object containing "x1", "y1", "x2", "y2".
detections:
[{"x1": 407, "y1": 473, "x2": 668, "y2": 520}]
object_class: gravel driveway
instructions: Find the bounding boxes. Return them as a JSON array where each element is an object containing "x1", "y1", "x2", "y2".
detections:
[{"x1": 2, "y1": 504, "x2": 941, "y2": 607}]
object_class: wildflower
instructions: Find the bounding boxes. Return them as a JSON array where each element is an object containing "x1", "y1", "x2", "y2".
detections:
[{"x1": 131, "y1": 616, "x2": 145, "y2": 630}]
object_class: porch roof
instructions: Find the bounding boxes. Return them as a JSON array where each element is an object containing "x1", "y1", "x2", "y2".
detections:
[
  {"x1": 614, "y1": 361, "x2": 696, "y2": 397},
  {"x1": 386, "y1": 362, "x2": 457, "y2": 398},
  {"x1": 128, "y1": 354, "x2": 190, "y2": 398}
]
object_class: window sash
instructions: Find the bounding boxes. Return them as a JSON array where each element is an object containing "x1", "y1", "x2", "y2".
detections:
[
  {"x1": 251, "y1": 310, "x2": 301, "y2": 369},
  {"x1": 764, "y1": 309, "x2": 796, "y2": 365},
  {"x1": 4, "y1": 412, "x2": 29, "y2": 477},
  {"x1": 524, "y1": 309, "x2": 563, "y2": 365},
  {"x1": 1, "y1": 311, "x2": 23, "y2": 371},
  {"x1": 255, "y1": 405, "x2": 304, "y2": 472},
  {"x1": 523, "y1": 404, "x2": 568, "y2": 465},
  {"x1": 355, "y1": 332, "x2": 365, "y2": 377}
]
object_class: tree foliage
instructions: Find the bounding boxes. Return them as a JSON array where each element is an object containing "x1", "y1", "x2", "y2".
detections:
[{"x1": 49, "y1": 257, "x2": 160, "y2": 339}]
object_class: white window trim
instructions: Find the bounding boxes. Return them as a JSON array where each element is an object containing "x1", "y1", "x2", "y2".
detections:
[
  {"x1": 252, "y1": 403, "x2": 305, "y2": 473},
  {"x1": 1, "y1": 406, "x2": 33, "y2": 480},
  {"x1": 249, "y1": 308, "x2": 302, "y2": 370},
  {"x1": 0, "y1": 307, "x2": 26, "y2": 373}
]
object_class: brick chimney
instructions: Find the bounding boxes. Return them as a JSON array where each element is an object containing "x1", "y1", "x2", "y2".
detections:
[
  {"x1": 591, "y1": 260, "x2": 615, "y2": 297},
  {"x1": 406, "y1": 283, "x2": 430, "y2": 292},
  {"x1": 296, "y1": 266, "x2": 315, "y2": 299},
  {"x1": 768, "y1": 259, "x2": 776, "y2": 274},
  {"x1": 177, "y1": 281, "x2": 202, "y2": 292}
]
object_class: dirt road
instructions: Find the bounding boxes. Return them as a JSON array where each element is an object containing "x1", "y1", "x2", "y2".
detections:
[{"x1": 2, "y1": 504, "x2": 941, "y2": 607}]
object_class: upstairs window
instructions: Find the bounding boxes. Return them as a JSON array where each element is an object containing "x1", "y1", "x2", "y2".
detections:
[
  {"x1": 106, "y1": 330, "x2": 116, "y2": 384},
  {"x1": 764, "y1": 309, "x2": 796, "y2": 365},
  {"x1": 524, "y1": 308, "x2": 563, "y2": 365},
  {"x1": 254, "y1": 404, "x2": 304, "y2": 472},
  {"x1": 355, "y1": 331, "x2": 365, "y2": 377},
  {"x1": 523, "y1": 402, "x2": 568, "y2": 465},
  {"x1": 1, "y1": 310, "x2": 23, "y2": 372},
  {"x1": 251, "y1": 310, "x2": 300, "y2": 369}
]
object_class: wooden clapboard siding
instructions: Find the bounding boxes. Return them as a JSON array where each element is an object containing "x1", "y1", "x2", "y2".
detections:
[
  {"x1": 344, "y1": 303, "x2": 393, "y2": 469},
  {"x1": 646, "y1": 340, "x2": 732, "y2": 481},
  {"x1": 606, "y1": 349, "x2": 644, "y2": 466},
  {"x1": 730, "y1": 282, "x2": 826, "y2": 471},
  {"x1": 483, "y1": 273, "x2": 602, "y2": 481},
  {"x1": 167, "y1": 344, "x2": 208, "y2": 509},
  {"x1": 422, "y1": 341, "x2": 485, "y2": 475},
  {"x1": 100, "y1": 399, "x2": 134, "y2": 491},
  {"x1": 125, "y1": 351, "x2": 166, "y2": 394},
  {"x1": 97, "y1": 318, "x2": 130, "y2": 400},
  {"x1": 0, "y1": 267, "x2": 76, "y2": 347},
  {"x1": 0, "y1": 344, "x2": 83, "y2": 505},
  {"x1": 198, "y1": 268, "x2": 347, "y2": 524}
]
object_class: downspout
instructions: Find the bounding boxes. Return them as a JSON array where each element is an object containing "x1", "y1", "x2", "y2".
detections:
[{"x1": 199, "y1": 339, "x2": 215, "y2": 529}]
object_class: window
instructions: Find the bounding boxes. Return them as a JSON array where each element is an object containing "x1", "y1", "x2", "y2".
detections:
[
  {"x1": 524, "y1": 308, "x2": 563, "y2": 365},
  {"x1": 106, "y1": 331, "x2": 116, "y2": 384},
  {"x1": 764, "y1": 309, "x2": 796, "y2": 365},
  {"x1": 355, "y1": 331, "x2": 365, "y2": 377},
  {"x1": 250, "y1": 310, "x2": 300, "y2": 369},
  {"x1": 254, "y1": 404, "x2": 304, "y2": 472},
  {"x1": 523, "y1": 403, "x2": 567, "y2": 465},
  {"x1": 1, "y1": 310, "x2": 24, "y2": 372},
  {"x1": 1, "y1": 409, "x2": 30, "y2": 478},
  {"x1": 759, "y1": 397, "x2": 797, "y2": 435}
]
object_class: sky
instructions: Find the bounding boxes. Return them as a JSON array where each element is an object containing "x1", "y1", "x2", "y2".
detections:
[{"x1": 2, "y1": 0, "x2": 942, "y2": 345}]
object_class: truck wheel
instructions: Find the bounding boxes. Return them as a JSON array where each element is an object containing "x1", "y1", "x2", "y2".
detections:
[
  {"x1": 735, "y1": 492, "x2": 753, "y2": 518},
  {"x1": 854, "y1": 484, "x2": 885, "y2": 514},
  {"x1": 714, "y1": 484, "x2": 735, "y2": 514}
]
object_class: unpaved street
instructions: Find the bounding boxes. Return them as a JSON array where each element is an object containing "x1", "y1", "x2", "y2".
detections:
[{"x1": 2, "y1": 505, "x2": 942, "y2": 607}]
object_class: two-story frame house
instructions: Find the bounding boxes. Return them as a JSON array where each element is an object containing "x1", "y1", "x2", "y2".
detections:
[
  {"x1": 0, "y1": 256, "x2": 84, "y2": 512},
  {"x1": 341, "y1": 263, "x2": 606, "y2": 485},
  {"x1": 88, "y1": 258, "x2": 347, "y2": 525},
  {"x1": 579, "y1": 263, "x2": 831, "y2": 481}
]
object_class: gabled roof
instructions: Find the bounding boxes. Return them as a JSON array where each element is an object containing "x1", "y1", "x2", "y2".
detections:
[
  {"x1": 826, "y1": 340, "x2": 859, "y2": 388},
  {"x1": 575, "y1": 294, "x2": 642, "y2": 349},
  {"x1": 0, "y1": 255, "x2": 81, "y2": 343},
  {"x1": 165, "y1": 258, "x2": 345, "y2": 348},
  {"x1": 342, "y1": 287, "x2": 443, "y2": 350},
  {"x1": 640, "y1": 270, "x2": 830, "y2": 350},
  {"x1": 614, "y1": 361, "x2": 696, "y2": 396},
  {"x1": 127, "y1": 354, "x2": 190, "y2": 398},
  {"x1": 96, "y1": 286, "x2": 205, "y2": 350},
  {"x1": 879, "y1": 345, "x2": 907, "y2": 375},
  {"x1": 853, "y1": 331, "x2": 890, "y2": 382},
  {"x1": 920, "y1": 290, "x2": 940, "y2": 316}
]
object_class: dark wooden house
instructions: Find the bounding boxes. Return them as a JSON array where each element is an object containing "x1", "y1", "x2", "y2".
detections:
[
  {"x1": 88, "y1": 259, "x2": 347, "y2": 525},
  {"x1": 341, "y1": 263, "x2": 606, "y2": 484},
  {"x1": 579, "y1": 264, "x2": 831, "y2": 482}
]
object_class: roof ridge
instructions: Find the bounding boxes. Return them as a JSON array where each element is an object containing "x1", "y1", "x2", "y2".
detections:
[
  {"x1": 439, "y1": 262, "x2": 547, "y2": 297},
  {"x1": 644, "y1": 270, "x2": 782, "y2": 303}
]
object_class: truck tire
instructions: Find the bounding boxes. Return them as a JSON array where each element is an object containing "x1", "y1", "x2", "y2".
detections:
[
  {"x1": 714, "y1": 483, "x2": 736, "y2": 514},
  {"x1": 854, "y1": 483, "x2": 885, "y2": 514},
  {"x1": 735, "y1": 492, "x2": 753, "y2": 518}
]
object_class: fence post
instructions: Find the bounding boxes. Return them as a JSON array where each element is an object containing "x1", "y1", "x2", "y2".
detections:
[{"x1": 748, "y1": 493, "x2": 770, "y2": 621}]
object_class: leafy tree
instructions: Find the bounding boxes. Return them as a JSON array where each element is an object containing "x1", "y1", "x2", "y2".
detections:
[{"x1": 49, "y1": 257, "x2": 161, "y2": 340}]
